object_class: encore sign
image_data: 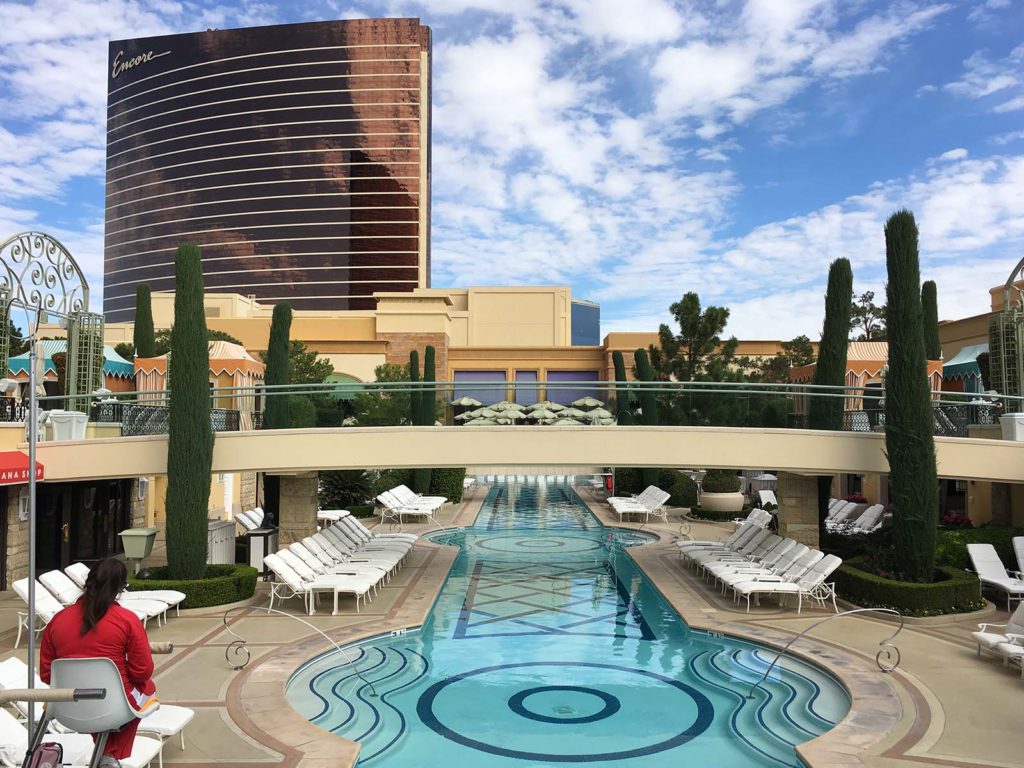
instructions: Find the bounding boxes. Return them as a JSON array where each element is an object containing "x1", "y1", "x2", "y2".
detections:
[{"x1": 112, "y1": 49, "x2": 171, "y2": 79}]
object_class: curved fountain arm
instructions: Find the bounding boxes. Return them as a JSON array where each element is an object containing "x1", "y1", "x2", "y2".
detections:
[
  {"x1": 746, "y1": 607, "x2": 904, "y2": 700},
  {"x1": 221, "y1": 605, "x2": 379, "y2": 697}
]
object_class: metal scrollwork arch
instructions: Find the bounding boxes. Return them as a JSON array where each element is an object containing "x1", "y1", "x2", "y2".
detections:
[{"x1": 0, "y1": 231, "x2": 89, "y2": 320}]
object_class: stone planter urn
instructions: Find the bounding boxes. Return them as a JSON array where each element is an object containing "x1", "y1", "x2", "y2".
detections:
[{"x1": 699, "y1": 492, "x2": 745, "y2": 513}]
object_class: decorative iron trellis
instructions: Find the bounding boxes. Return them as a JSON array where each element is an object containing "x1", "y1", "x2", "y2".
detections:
[{"x1": 990, "y1": 256, "x2": 1024, "y2": 399}]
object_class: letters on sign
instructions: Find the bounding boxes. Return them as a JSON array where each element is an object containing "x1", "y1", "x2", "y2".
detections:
[
  {"x1": 0, "y1": 466, "x2": 43, "y2": 484},
  {"x1": 112, "y1": 49, "x2": 171, "y2": 79}
]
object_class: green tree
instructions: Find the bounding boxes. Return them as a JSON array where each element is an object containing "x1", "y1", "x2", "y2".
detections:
[
  {"x1": 262, "y1": 303, "x2": 292, "y2": 431},
  {"x1": 634, "y1": 348, "x2": 660, "y2": 488},
  {"x1": 409, "y1": 350, "x2": 421, "y2": 426},
  {"x1": 319, "y1": 470, "x2": 372, "y2": 510},
  {"x1": 413, "y1": 346, "x2": 436, "y2": 494},
  {"x1": 114, "y1": 342, "x2": 134, "y2": 360},
  {"x1": 921, "y1": 280, "x2": 941, "y2": 360},
  {"x1": 884, "y1": 210, "x2": 939, "y2": 582},
  {"x1": 850, "y1": 290, "x2": 887, "y2": 341},
  {"x1": 650, "y1": 292, "x2": 738, "y2": 382},
  {"x1": 351, "y1": 363, "x2": 410, "y2": 426},
  {"x1": 154, "y1": 327, "x2": 243, "y2": 356},
  {"x1": 164, "y1": 244, "x2": 213, "y2": 580},
  {"x1": 4, "y1": 318, "x2": 27, "y2": 357},
  {"x1": 811, "y1": 259, "x2": 853, "y2": 540},
  {"x1": 740, "y1": 335, "x2": 817, "y2": 383},
  {"x1": 133, "y1": 284, "x2": 156, "y2": 358},
  {"x1": 612, "y1": 350, "x2": 631, "y2": 420}
]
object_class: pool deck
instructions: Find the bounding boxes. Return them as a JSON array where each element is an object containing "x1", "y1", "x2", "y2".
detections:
[{"x1": 0, "y1": 483, "x2": 1019, "y2": 768}]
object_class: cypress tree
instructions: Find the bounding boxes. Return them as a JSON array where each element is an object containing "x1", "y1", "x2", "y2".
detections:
[
  {"x1": 164, "y1": 244, "x2": 213, "y2": 580},
  {"x1": 885, "y1": 210, "x2": 939, "y2": 582},
  {"x1": 810, "y1": 258, "x2": 853, "y2": 540},
  {"x1": 921, "y1": 280, "x2": 941, "y2": 360},
  {"x1": 409, "y1": 349, "x2": 420, "y2": 426},
  {"x1": 634, "y1": 348, "x2": 659, "y2": 487},
  {"x1": 262, "y1": 303, "x2": 292, "y2": 524},
  {"x1": 413, "y1": 346, "x2": 435, "y2": 494},
  {"x1": 612, "y1": 350, "x2": 630, "y2": 420},
  {"x1": 133, "y1": 284, "x2": 155, "y2": 358}
]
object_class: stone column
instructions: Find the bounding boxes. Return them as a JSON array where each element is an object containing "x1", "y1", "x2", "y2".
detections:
[
  {"x1": 277, "y1": 472, "x2": 318, "y2": 548},
  {"x1": 776, "y1": 472, "x2": 820, "y2": 547},
  {"x1": 5, "y1": 490, "x2": 27, "y2": 587}
]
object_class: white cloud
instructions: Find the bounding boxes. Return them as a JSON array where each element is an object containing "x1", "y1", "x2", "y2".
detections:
[
  {"x1": 991, "y1": 129, "x2": 1024, "y2": 145},
  {"x1": 944, "y1": 45, "x2": 1024, "y2": 112},
  {"x1": 938, "y1": 148, "x2": 968, "y2": 161},
  {"x1": 563, "y1": 0, "x2": 687, "y2": 47}
]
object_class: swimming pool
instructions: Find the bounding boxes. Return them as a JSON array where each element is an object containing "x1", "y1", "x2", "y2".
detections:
[{"x1": 287, "y1": 479, "x2": 850, "y2": 766}]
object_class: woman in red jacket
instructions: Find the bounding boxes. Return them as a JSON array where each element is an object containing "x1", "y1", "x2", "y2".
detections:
[{"x1": 40, "y1": 558, "x2": 158, "y2": 767}]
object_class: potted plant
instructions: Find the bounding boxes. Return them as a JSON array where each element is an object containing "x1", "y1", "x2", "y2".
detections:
[{"x1": 699, "y1": 469, "x2": 744, "y2": 513}]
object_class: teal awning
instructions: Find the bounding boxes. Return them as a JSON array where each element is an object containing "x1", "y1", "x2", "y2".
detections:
[
  {"x1": 942, "y1": 343, "x2": 987, "y2": 381},
  {"x1": 324, "y1": 373, "x2": 364, "y2": 400},
  {"x1": 7, "y1": 340, "x2": 135, "y2": 379}
]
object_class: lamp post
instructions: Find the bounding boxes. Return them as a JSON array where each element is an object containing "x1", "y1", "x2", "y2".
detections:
[{"x1": 0, "y1": 232, "x2": 92, "y2": 740}]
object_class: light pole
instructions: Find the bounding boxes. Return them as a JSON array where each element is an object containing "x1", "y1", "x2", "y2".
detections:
[{"x1": 0, "y1": 232, "x2": 92, "y2": 739}]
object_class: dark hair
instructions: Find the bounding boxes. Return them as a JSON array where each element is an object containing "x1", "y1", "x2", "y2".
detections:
[{"x1": 81, "y1": 559, "x2": 127, "y2": 635}]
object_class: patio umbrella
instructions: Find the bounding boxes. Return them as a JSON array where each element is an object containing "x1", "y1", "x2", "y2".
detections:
[
  {"x1": 454, "y1": 411, "x2": 475, "y2": 421},
  {"x1": 588, "y1": 407, "x2": 614, "y2": 419},
  {"x1": 572, "y1": 396, "x2": 604, "y2": 409},
  {"x1": 464, "y1": 418, "x2": 496, "y2": 426},
  {"x1": 492, "y1": 401, "x2": 523, "y2": 411},
  {"x1": 501, "y1": 409, "x2": 527, "y2": 420},
  {"x1": 550, "y1": 417, "x2": 581, "y2": 426},
  {"x1": 560, "y1": 407, "x2": 588, "y2": 419},
  {"x1": 451, "y1": 396, "x2": 482, "y2": 408},
  {"x1": 495, "y1": 415, "x2": 518, "y2": 424},
  {"x1": 528, "y1": 400, "x2": 565, "y2": 412},
  {"x1": 594, "y1": 416, "x2": 617, "y2": 425},
  {"x1": 528, "y1": 408, "x2": 558, "y2": 420},
  {"x1": 468, "y1": 407, "x2": 499, "y2": 419}
]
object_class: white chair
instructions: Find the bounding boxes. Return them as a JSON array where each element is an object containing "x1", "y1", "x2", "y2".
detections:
[
  {"x1": 341, "y1": 515, "x2": 418, "y2": 544},
  {"x1": 718, "y1": 544, "x2": 811, "y2": 595},
  {"x1": 64, "y1": 563, "x2": 185, "y2": 617},
  {"x1": 376, "y1": 491, "x2": 440, "y2": 528},
  {"x1": 309, "y1": 532, "x2": 401, "y2": 573},
  {"x1": 733, "y1": 554, "x2": 841, "y2": 613},
  {"x1": 971, "y1": 602, "x2": 1024, "y2": 657},
  {"x1": 393, "y1": 485, "x2": 446, "y2": 509},
  {"x1": 39, "y1": 570, "x2": 168, "y2": 628},
  {"x1": 1014, "y1": 536, "x2": 1024, "y2": 576},
  {"x1": 967, "y1": 543, "x2": 1024, "y2": 611},
  {"x1": 995, "y1": 640, "x2": 1024, "y2": 679},
  {"x1": 12, "y1": 579, "x2": 64, "y2": 649},
  {"x1": 44, "y1": 657, "x2": 164, "y2": 768},
  {"x1": 264, "y1": 553, "x2": 375, "y2": 614}
]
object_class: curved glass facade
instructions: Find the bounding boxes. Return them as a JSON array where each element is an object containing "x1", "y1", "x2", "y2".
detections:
[{"x1": 104, "y1": 17, "x2": 431, "y2": 321}]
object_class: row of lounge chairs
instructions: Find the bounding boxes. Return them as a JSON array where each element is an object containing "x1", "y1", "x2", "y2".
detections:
[
  {"x1": 12, "y1": 564, "x2": 186, "y2": 649},
  {"x1": 376, "y1": 485, "x2": 448, "y2": 527},
  {"x1": 607, "y1": 485, "x2": 670, "y2": 522},
  {"x1": 677, "y1": 516, "x2": 842, "y2": 613},
  {"x1": 824, "y1": 497, "x2": 891, "y2": 535},
  {"x1": 264, "y1": 513, "x2": 418, "y2": 614}
]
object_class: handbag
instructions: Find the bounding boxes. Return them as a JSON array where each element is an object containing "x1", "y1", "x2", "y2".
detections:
[{"x1": 26, "y1": 741, "x2": 63, "y2": 768}]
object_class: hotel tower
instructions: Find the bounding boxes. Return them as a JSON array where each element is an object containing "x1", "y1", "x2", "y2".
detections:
[{"x1": 103, "y1": 18, "x2": 431, "y2": 321}]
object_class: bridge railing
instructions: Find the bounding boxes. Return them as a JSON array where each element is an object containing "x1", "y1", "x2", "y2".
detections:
[{"x1": 7, "y1": 380, "x2": 1013, "y2": 440}]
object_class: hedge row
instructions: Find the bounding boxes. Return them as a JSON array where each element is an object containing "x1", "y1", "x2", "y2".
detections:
[
  {"x1": 430, "y1": 467, "x2": 466, "y2": 504},
  {"x1": 834, "y1": 557, "x2": 983, "y2": 617},
  {"x1": 935, "y1": 526, "x2": 1024, "y2": 571},
  {"x1": 131, "y1": 564, "x2": 258, "y2": 609}
]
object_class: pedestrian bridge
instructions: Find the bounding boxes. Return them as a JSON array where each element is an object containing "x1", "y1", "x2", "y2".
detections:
[{"x1": 32, "y1": 425, "x2": 1024, "y2": 483}]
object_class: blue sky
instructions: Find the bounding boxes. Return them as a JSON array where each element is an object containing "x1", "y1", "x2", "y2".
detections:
[{"x1": 0, "y1": 0, "x2": 1022, "y2": 339}]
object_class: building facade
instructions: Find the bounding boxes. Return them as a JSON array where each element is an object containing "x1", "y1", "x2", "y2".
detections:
[{"x1": 104, "y1": 17, "x2": 431, "y2": 322}]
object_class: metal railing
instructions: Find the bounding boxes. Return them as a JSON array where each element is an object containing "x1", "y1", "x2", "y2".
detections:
[{"x1": 90, "y1": 401, "x2": 240, "y2": 436}]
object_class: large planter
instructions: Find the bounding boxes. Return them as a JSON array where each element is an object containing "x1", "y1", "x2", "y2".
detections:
[
  {"x1": 698, "y1": 491, "x2": 745, "y2": 513},
  {"x1": 130, "y1": 564, "x2": 258, "y2": 609}
]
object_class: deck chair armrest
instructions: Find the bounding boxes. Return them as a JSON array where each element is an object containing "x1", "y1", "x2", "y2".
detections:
[
  {"x1": 977, "y1": 623, "x2": 1008, "y2": 631},
  {"x1": 750, "y1": 576, "x2": 784, "y2": 583},
  {"x1": 1004, "y1": 633, "x2": 1024, "y2": 644},
  {"x1": 1009, "y1": 570, "x2": 1024, "y2": 580}
]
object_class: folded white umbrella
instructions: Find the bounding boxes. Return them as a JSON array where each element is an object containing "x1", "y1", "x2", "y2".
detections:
[
  {"x1": 528, "y1": 400, "x2": 565, "y2": 411},
  {"x1": 528, "y1": 408, "x2": 558, "y2": 420},
  {"x1": 451, "y1": 396, "x2": 482, "y2": 407},
  {"x1": 589, "y1": 407, "x2": 614, "y2": 419},
  {"x1": 561, "y1": 407, "x2": 588, "y2": 419},
  {"x1": 572, "y1": 396, "x2": 604, "y2": 408},
  {"x1": 464, "y1": 418, "x2": 496, "y2": 426}
]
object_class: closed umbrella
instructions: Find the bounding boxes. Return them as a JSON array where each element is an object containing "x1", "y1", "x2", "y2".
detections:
[
  {"x1": 551, "y1": 417, "x2": 581, "y2": 426},
  {"x1": 528, "y1": 408, "x2": 558, "y2": 420},
  {"x1": 572, "y1": 396, "x2": 604, "y2": 409},
  {"x1": 528, "y1": 401, "x2": 565, "y2": 412},
  {"x1": 502, "y1": 409, "x2": 526, "y2": 420},
  {"x1": 560, "y1": 407, "x2": 588, "y2": 419},
  {"x1": 589, "y1": 407, "x2": 614, "y2": 419},
  {"x1": 454, "y1": 411, "x2": 475, "y2": 421},
  {"x1": 451, "y1": 396, "x2": 482, "y2": 407},
  {"x1": 464, "y1": 418, "x2": 496, "y2": 426},
  {"x1": 468, "y1": 407, "x2": 499, "y2": 419},
  {"x1": 492, "y1": 401, "x2": 523, "y2": 411},
  {"x1": 496, "y1": 415, "x2": 518, "y2": 425}
]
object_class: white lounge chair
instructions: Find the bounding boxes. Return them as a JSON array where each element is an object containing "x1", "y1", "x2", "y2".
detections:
[
  {"x1": 718, "y1": 544, "x2": 811, "y2": 595},
  {"x1": 678, "y1": 522, "x2": 765, "y2": 564},
  {"x1": 392, "y1": 485, "x2": 446, "y2": 509},
  {"x1": 264, "y1": 553, "x2": 375, "y2": 614},
  {"x1": 967, "y1": 543, "x2": 1024, "y2": 611},
  {"x1": 971, "y1": 602, "x2": 1024, "y2": 658},
  {"x1": 610, "y1": 488, "x2": 671, "y2": 522},
  {"x1": 376, "y1": 491, "x2": 440, "y2": 528},
  {"x1": 323, "y1": 523, "x2": 410, "y2": 557},
  {"x1": 0, "y1": 707, "x2": 95, "y2": 767},
  {"x1": 731, "y1": 554, "x2": 841, "y2": 613},
  {"x1": 704, "y1": 536, "x2": 796, "y2": 583},
  {"x1": 838, "y1": 504, "x2": 886, "y2": 536},
  {"x1": 995, "y1": 640, "x2": 1024, "y2": 679},
  {"x1": 39, "y1": 570, "x2": 169, "y2": 627},
  {"x1": 278, "y1": 549, "x2": 386, "y2": 594},
  {"x1": 310, "y1": 532, "x2": 402, "y2": 574},
  {"x1": 64, "y1": 563, "x2": 185, "y2": 617},
  {"x1": 341, "y1": 515, "x2": 418, "y2": 544},
  {"x1": 689, "y1": 529, "x2": 775, "y2": 570},
  {"x1": 1014, "y1": 536, "x2": 1024, "y2": 576},
  {"x1": 10, "y1": 579, "x2": 64, "y2": 649}
]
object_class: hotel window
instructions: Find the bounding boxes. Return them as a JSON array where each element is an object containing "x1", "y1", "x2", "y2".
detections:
[
  {"x1": 546, "y1": 371, "x2": 600, "y2": 406},
  {"x1": 515, "y1": 371, "x2": 539, "y2": 404},
  {"x1": 453, "y1": 370, "x2": 506, "y2": 406}
]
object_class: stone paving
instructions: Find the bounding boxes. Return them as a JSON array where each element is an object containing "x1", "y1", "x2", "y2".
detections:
[{"x1": 0, "y1": 484, "x2": 1019, "y2": 767}]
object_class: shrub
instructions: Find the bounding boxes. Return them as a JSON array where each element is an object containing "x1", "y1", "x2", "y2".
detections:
[
  {"x1": 657, "y1": 468, "x2": 683, "y2": 489},
  {"x1": 689, "y1": 508, "x2": 746, "y2": 522},
  {"x1": 430, "y1": 467, "x2": 466, "y2": 504},
  {"x1": 834, "y1": 557, "x2": 983, "y2": 617},
  {"x1": 319, "y1": 470, "x2": 372, "y2": 510},
  {"x1": 372, "y1": 468, "x2": 412, "y2": 497},
  {"x1": 668, "y1": 477, "x2": 698, "y2": 508},
  {"x1": 760, "y1": 400, "x2": 786, "y2": 428},
  {"x1": 701, "y1": 469, "x2": 741, "y2": 493},
  {"x1": 940, "y1": 513, "x2": 973, "y2": 529},
  {"x1": 131, "y1": 564, "x2": 258, "y2": 609},
  {"x1": 289, "y1": 395, "x2": 316, "y2": 428},
  {"x1": 348, "y1": 504, "x2": 376, "y2": 518},
  {"x1": 935, "y1": 526, "x2": 1024, "y2": 571},
  {"x1": 614, "y1": 468, "x2": 643, "y2": 495}
]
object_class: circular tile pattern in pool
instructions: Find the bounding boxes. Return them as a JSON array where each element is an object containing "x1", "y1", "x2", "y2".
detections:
[
  {"x1": 508, "y1": 685, "x2": 621, "y2": 725},
  {"x1": 471, "y1": 533, "x2": 605, "y2": 555},
  {"x1": 416, "y1": 661, "x2": 714, "y2": 762}
]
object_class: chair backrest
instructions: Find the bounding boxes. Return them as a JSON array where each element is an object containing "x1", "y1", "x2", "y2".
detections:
[
  {"x1": 759, "y1": 538, "x2": 796, "y2": 568},
  {"x1": 758, "y1": 490, "x2": 778, "y2": 508},
  {"x1": 323, "y1": 526, "x2": 357, "y2": 554},
  {"x1": 263, "y1": 553, "x2": 306, "y2": 591},
  {"x1": 825, "y1": 501, "x2": 850, "y2": 520},
  {"x1": 647, "y1": 489, "x2": 671, "y2": 510},
  {"x1": 0, "y1": 707, "x2": 34, "y2": 761},
  {"x1": 13, "y1": 579, "x2": 63, "y2": 619},
  {"x1": 728, "y1": 524, "x2": 763, "y2": 551},
  {"x1": 1014, "y1": 537, "x2": 1024, "y2": 575},
  {"x1": 781, "y1": 549, "x2": 824, "y2": 580},
  {"x1": 338, "y1": 520, "x2": 370, "y2": 544},
  {"x1": 768, "y1": 543, "x2": 808, "y2": 573},
  {"x1": 250, "y1": 507, "x2": 266, "y2": 526},
  {"x1": 277, "y1": 549, "x2": 319, "y2": 580},
  {"x1": 312, "y1": 532, "x2": 349, "y2": 561},
  {"x1": 340, "y1": 517, "x2": 370, "y2": 540},
  {"x1": 39, "y1": 570, "x2": 83, "y2": 606},
  {"x1": 831, "y1": 503, "x2": 864, "y2": 524},
  {"x1": 749, "y1": 534, "x2": 782, "y2": 559},
  {"x1": 288, "y1": 543, "x2": 323, "y2": 571},
  {"x1": 967, "y1": 543, "x2": 1011, "y2": 581},
  {"x1": 851, "y1": 504, "x2": 885, "y2": 530},
  {"x1": 393, "y1": 485, "x2": 417, "y2": 503},
  {"x1": 376, "y1": 491, "x2": 402, "y2": 510},
  {"x1": 49, "y1": 657, "x2": 138, "y2": 734},
  {"x1": 751, "y1": 508, "x2": 773, "y2": 528},
  {"x1": 737, "y1": 528, "x2": 772, "y2": 555},
  {"x1": 828, "y1": 498, "x2": 841, "y2": 511},
  {"x1": 1008, "y1": 602, "x2": 1024, "y2": 635},
  {"x1": 234, "y1": 510, "x2": 258, "y2": 531},
  {"x1": 304, "y1": 536, "x2": 338, "y2": 567},
  {"x1": 796, "y1": 554, "x2": 843, "y2": 587},
  {"x1": 0, "y1": 658, "x2": 46, "y2": 723},
  {"x1": 65, "y1": 562, "x2": 91, "y2": 589}
]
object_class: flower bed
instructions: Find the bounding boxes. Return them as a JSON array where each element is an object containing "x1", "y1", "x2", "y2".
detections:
[
  {"x1": 131, "y1": 564, "x2": 258, "y2": 609},
  {"x1": 834, "y1": 557, "x2": 983, "y2": 617}
]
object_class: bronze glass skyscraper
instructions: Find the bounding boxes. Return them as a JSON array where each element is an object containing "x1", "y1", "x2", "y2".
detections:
[{"x1": 104, "y1": 18, "x2": 431, "y2": 321}]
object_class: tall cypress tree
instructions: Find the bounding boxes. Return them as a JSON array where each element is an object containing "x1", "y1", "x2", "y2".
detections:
[
  {"x1": 921, "y1": 280, "x2": 941, "y2": 360},
  {"x1": 164, "y1": 245, "x2": 213, "y2": 580},
  {"x1": 885, "y1": 210, "x2": 939, "y2": 582},
  {"x1": 413, "y1": 346, "x2": 436, "y2": 494},
  {"x1": 409, "y1": 349, "x2": 421, "y2": 426},
  {"x1": 634, "y1": 348, "x2": 659, "y2": 487},
  {"x1": 133, "y1": 284, "x2": 155, "y2": 358},
  {"x1": 262, "y1": 303, "x2": 292, "y2": 524},
  {"x1": 612, "y1": 350, "x2": 630, "y2": 421},
  {"x1": 810, "y1": 258, "x2": 853, "y2": 540}
]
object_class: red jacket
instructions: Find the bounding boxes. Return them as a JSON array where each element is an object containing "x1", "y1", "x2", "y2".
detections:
[{"x1": 40, "y1": 600, "x2": 154, "y2": 697}]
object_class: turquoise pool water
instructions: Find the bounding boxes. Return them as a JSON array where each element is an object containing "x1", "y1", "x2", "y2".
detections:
[{"x1": 287, "y1": 480, "x2": 850, "y2": 766}]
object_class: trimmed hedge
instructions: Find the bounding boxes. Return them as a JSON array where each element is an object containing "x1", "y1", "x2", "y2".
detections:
[
  {"x1": 688, "y1": 508, "x2": 747, "y2": 522},
  {"x1": 430, "y1": 467, "x2": 466, "y2": 504},
  {"x1": 614, "y1": 467, "x2": 643, "y2": 495},
  {"x1": 701, "y1": 469, "x2": 741, "y2": 493},
  {"x1": 348, "y1": 504, "x2": 376, "y2": 518},
  {"x1": 668, "y1": 477, "x2": 698, "y2": 508},
  {"x1": 935, "y1": 526, "x2": 1024, "y2": 571},
  {"x1": 834, "y1": 557, "x2": 983, "y2": 617},
  {"x1": 131, "y1": 564, "x2": 258, "y2": 609}
]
